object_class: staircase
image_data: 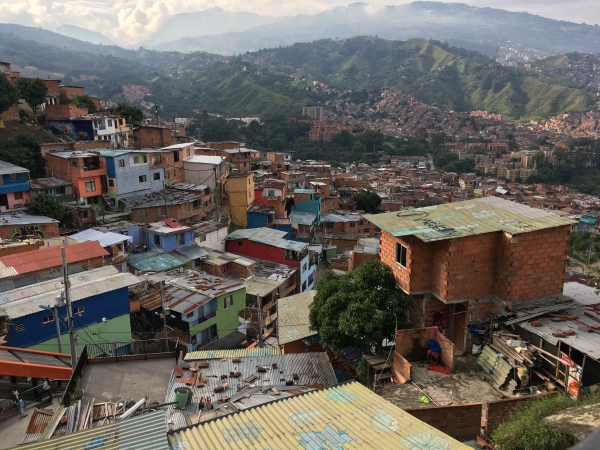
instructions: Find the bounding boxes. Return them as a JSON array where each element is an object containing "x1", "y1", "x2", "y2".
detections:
[
  {"x1": 102, "y1": 194, "x2": 116, "y2": 211},
  {"x1": 364, "y1": 355, "x2": 394, "y2": 386}
]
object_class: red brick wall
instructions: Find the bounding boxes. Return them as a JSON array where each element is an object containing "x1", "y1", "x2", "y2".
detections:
[
  {"x1": 133, "y1": 127, "x2": 174, "y2": 149},
  {"x1": 45, "y1": 104, "x2": 88, "y2": 120},
  {"x1": 322, "y1": 197, "x2": 339, "y2": 211},
  {"x1": 201, "y1": 263, "x2": 224, "y2": 278},
  {"x1": 0, "y1": 222, "x2": 59, "y2": 239},
  {"x1": 281, "y1": 339, "x2": 303, "y2": 354},
  {"x1": 1, "y1": 103, "x2": 20, "y2": 121},
  {"x1": 404, "y1": 403, "x2": 483, "y2": 440},
  {"x1": 395, "y1": 327, "x2": 455, "y2": 370},
  {"x1": 59, "y1": 86, "x2": 85, "y2": 103},
  {"x1": 43, "y1": 80, "x2": 60, "y2": 94},
  {"x1": 328, "y1": 237, "x2": 359, "y2": 249},
  {"x1": 128, "y1": 204, "x2": 203, "y2": 224},
  {"x1": 391, "y1": 350, "x2": 411, "y2": 382},
  {"x1": 349, "y1": 251, "x2": 378, "y2": 272},
  {"x1": 229, "y1": 261, "x2": 254, "y2": 278},
  {"x1": 380, "y1": 225, "x2": 570, "y2": 304},
  {"x1": 485, "y1": 393, "x2": 557, "y2": 437}
]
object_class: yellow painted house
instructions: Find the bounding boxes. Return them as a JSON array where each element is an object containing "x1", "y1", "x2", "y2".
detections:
[{"x1": 228, "y1": 172, "x2": 255, "y2": 227}]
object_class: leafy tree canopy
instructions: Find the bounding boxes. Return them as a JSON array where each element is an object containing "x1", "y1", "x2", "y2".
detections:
[
  {"x1": 0, "y1": 75, "x2": 19, "y2": 115},
  {"x1": 309, "y1": 260, "x2": 410, "y2": 354},
  {"x1": 415, "y1": 197, "x2": 443, "y2": 208},
  {"x1": 26, "y1": 193, "x2": 67, "y2": 222},
  {"x1": 15, "y1": 78, "x2": 47, "y2": 112},
  {"x1": 71, "y1": 95, "x2": 97, "y2": 113},
  {"x1": 0, "y1": 133, "x2": 45, "y2": 178},
  {"x1": 353, "y1": 190, "x2": 382, "y2": 214},
  {"x1": 113, "y1": 103, "x2": 143, "y2": 123}
]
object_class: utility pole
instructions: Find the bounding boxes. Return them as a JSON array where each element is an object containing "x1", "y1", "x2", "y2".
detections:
[
  {"x1": 159, "y1": 281, "x2": 169, "y2": 352},
  {"x1": 61, "y1": 247, "x2": 78, "y2": 370},
  {"x1": 213, "y1": 166, "x2": 219, "y2": 222},
  {"x1": 154, "y1": 105, "x2": 160, "y2": 126},
  {"x1": 53, "y1": 305, "x2": 63, "y2": 354},
  {"x1": 257, "y1": 294, "x2": 264, "y2": 348}
]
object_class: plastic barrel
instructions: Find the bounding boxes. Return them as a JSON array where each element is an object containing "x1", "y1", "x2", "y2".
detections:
[{"x1": 174, "y1": 387, "x2": 190, "y2": 409}]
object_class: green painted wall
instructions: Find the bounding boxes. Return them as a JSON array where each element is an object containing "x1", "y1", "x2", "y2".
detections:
[
  {"x1": 28, "y1": 314, "x2": 132, "y2": 355},
  {"x1": 190, "y1": 288, "x2": 246, "y2": 339}
]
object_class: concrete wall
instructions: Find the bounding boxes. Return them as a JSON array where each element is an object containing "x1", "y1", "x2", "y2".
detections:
[
  {"x1": 404, "y1": 403, "x2": 483, "y2": 441},
  {"x1": 110, "y1": 154, "x2": 164, "y2": 200},
  {"x1": 0, "y1": 222, "x2": 59, "y2": 239},
  {"x1": 485, "y1": 393, "x2": 556, "y2": 437},
  {"x1": 195, "y1": 227, "x2": 227, "y2": 252}
]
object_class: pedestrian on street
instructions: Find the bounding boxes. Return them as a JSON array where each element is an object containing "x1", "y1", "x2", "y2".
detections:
[
  {"x1": 41, "y1": 377, "x2": 53, "y2": 402},
  {"x1": 11, "y1": 389, "x2": 27, "y2": 419}
]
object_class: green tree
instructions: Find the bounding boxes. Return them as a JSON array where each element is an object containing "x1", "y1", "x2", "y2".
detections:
[
  {"x1": 71, "y1": 95, "x2": 97, "y2": 113},
  {"x1": 113, "y1": 103, "x2": 143, "y2": 123},
  {"x1": 0, "y1": 133, "x2": 45, "y2": 178},
  {"x1": 353, "y1": 190, "x2": 382, "y2": 214},
  {"x1": 309, "y1": 260, "x2": 410, "y2": 354},
  {"x1": 415, "y1": 197, "x2": 443, "y2": 207},
  {"x1": 15, "y1": 78, "x2": 48, "y2": 113},
  {"x1": 0, "y1": 75, "x2": 19, "y2": 115},
  {"x1": 533, "y1": 151, "x2": 546, "y2": 168},
  {"x1": 26, "y1": 193, "x2": 67, "y2": 222}
]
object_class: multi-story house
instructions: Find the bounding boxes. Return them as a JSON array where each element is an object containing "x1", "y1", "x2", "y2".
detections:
[
  {"x1": 191, "y1": 221, "x2": 228, "y2": 251},
  {"x1": 92, "y1": 116, "x2": 131, "y2": 148},
  {"x1": 184, "y1": 154, "x2": 229, "y2": 221},
  {"x1": 139, "y1": 270, "x2": 246, "y2": 351},
  {"x1": 321, "y1": 212, "x2": 375, "y2": 237},
  {"x1": 30, "y1": 178, "x2": 75, "y2": 203},
  {"x1": 3, "y1": 266, "x2": 139, "y2": 353},
  {"x1": 45, "y1": 151, "x2": 108, "y2": 207},
  {"x1": 0, "y1": 161, "x2": 32, "y2": 212},
  {"x1": 228, "y1": 172, "x2": 255, "y2": 227},
  {"x1": 119, "y1": 186, "x2": 212, "y2": 225},
  {"x1": 98, "y1": 149, "x2": 164, "y2": 205},
  {"x1": 365, "y1": 197, "x2": 575, "y2": 352},
  {"x1": 255, "y1": 179, "x2": 287, "y2": 206},
  {"x1": 138, "y1": 220, "x2": 196, "y2": 252},
  {"x1": 132, "y1": 125, "x2": 175, "y2": 149},
  {"x1": 226, "y1": 227, "x2": 316, "y2": 292},
  {"x1": 280, "y1": 171, "x2": 307, "y2": 190}
]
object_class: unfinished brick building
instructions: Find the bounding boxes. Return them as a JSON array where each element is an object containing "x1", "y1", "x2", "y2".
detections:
[{"x1": 366, "y1": 197, "x2": 575, "y2": 351}]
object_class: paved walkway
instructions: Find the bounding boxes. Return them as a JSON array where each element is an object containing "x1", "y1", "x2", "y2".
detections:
[{"x1": 0, "y1": 400, "x2": 57, "y2": 449}]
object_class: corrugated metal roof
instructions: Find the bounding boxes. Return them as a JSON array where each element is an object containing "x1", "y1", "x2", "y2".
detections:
[
  {"x1": 0, "y1": 160, "x2": 29, "y2": 175},
  {"x1": 364, "y1": 197, "x2": 576, "y2": 243},
  {"x1": 30, "y1": 178, "x2": 72, "y2": 190},
  {"x1": 0, "y1": 266, "x2": 139, "y2": 319},
  {"x1": 227, "y1": 227, "x2": 308, "y2": 252},
  {"x1": 11, "y1": 410, "x2": 168, "y2": 450},
  {"x1": 167, "y1": 353, "x2": 338, "y2": 430},
  {"x1": 167, "y1": 381, "x2": 471, "y2": 450},
  {"x1": 0, "y1": 213, "x2": 59, "y2": 225},
  {"x1": 478, "y1": 345, "x2": 513, "y2": 387},
  {"x1": 278, "y1": 291, "x2": 317, "y2": 345},
  {"x1": 242, "y1": 277, "x2": 282, "y2": 297},
  {"x1": 129, "y1": 253, "x2": 185, "y2": 272},
  {"x1": 173, "y1": 245, "x2": 209, "y2": 260},
  {"x1": 70, "y1": 229, "x2": 132, "y2": 247},
  {"x1": 289, "y1": 210, "x2": 317, "y2": 226},
  {"x1": 185, "y1": 347, "x2": 281, "y2": 361}
]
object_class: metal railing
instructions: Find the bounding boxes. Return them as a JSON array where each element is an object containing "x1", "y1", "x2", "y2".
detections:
[
  {"x1": 192, "y1": 311, "x2": 217, "y2": 326},
  {"x1": 86, "y1": 338, "x2": 178, "y2": 360},
  {"x1": 61, "y1": 345, "x2": 87, "y2": 407}
]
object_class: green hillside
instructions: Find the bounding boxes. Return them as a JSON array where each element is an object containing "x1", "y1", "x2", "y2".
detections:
[{"x1": 252, "y1": 37, "x2": 595, "y2": 119}]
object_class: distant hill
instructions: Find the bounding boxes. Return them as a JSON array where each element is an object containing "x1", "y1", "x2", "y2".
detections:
[
  {"x1": 56, "y1": 25, "x2": 116, "y2": 46},
  {"x1": 247, "y1": 37, "x2": 596, "y2": 119},
  {"x1": 148, "y1": 2, "x2": 600, "y2": 57}
]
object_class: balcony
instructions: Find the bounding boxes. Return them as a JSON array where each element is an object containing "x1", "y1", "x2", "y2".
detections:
[{"x1": 192, "y1": 310, "x2": 217, "y2": 326}]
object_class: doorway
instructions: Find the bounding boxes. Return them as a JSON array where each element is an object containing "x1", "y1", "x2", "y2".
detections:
[{"x1": 452, "y1": 303, "x2": 467, "y2": 351}]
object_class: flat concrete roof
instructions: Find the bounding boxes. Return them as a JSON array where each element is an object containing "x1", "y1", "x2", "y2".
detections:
[{"x1": 81, "y1": 358, "x2": 174, "y2": 404}]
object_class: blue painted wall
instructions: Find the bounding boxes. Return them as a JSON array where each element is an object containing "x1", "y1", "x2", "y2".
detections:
[
  {"x1": 0, "y1": 172, "x2": 31, "y2": 195},
  {"x1": 104, "y1": 156, "x2": 117, "y2": 179},
  {"x1": 274, "y1": 223, "x2": 291, "y2": 239},
  {"x1": 8, "y1": 286, "x2": 131, "y2": 348},
  {"x1": 146, "y1": 230, "x2": 195, "y2": 252},
  {"x1": 247, "y1": 212, "x2": 269, "y2": 229},
  {"x1": 293, "y1": 195, "x2": 322, "y2": 226}
]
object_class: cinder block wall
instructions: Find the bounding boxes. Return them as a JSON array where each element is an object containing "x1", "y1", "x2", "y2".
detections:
[
  {"x1": 404, "y1": 403, "x2": 483, "y2": 441},
  {"x1": 485, "y1": 393, "x2": 557, "y2": 437},
  {"x1": 395, "y1": 327, "x2": 455, "y2": 370}
]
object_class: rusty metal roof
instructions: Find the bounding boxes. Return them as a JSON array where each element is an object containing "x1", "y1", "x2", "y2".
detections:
[
  {"x1": 365, "y1": 197, "x2": 576, "y2": 243},
  {"x1": 167, "y1": 382, "x2": 471, "y2": 449},
  {"x1": 0, "y1": 242, "x2": 108, "y2": 277}
]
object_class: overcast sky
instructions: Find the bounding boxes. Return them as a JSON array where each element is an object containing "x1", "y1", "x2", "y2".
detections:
[{"x1": 0, "y1": 0, "x2": 595, "y2": 44}]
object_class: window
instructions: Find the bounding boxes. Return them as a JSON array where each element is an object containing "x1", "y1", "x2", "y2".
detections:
[
  {"x1": 199, "y1": 235, "x2": 206, "y2": 242},
  {"x1": 153, "y1": 172, "x2": 160, "y2": 180},
  {"x1": 302, "y1": 281, "x2": 307, "y2": 291},
  {"x1": 359, "y1": 220, "x2": 363, "y2": 225},
  {"x1": 154, "y1": 235, "x2": 160, "y2": 246},
  {"x1": 85, "y1": 179, "x2": 96, "y2": 192},
  {"x1": 118, "y1": 159, "x2": 125, "y2": 167},
  {"x1": 139, "y1": 175, "x2": 147, "y2": 183},
  {"x1": 14, "y1": 191, "x2": 23, "y2": 200},
  {"x1": 14, "y1": 323, "x2": 25, "y2": 332},
  {"x1": 108, "y1": 179, "x2": 115, "y2": 187},
  {"x1": 177, "y1": 233, "x2": 185, "y2": 245},
  {"x1": 9, "y1": 173, "x2": 18, "y2": 181},
  {"x1": 191, "y1": 335, "x2": 197, "y2": 345},
  {"x1": 396, "y1": 243, "x2": 408, "y2": 268},
  {"x1": 268, "y1": 190, "x2": 275, "y2": 198},
  {"x1": 193, "y1": 200, "x2": 201, "y2": 210},
  {"x1": 182, "y1": 203, "x2": 191, "y2": 213},
  {"x1": 137, "y1": 209, "x2": 148, "y2": 218},
  {"x1": 56, "y1": 187, "x2": 66, "y2": 194},
  {"x1": 153, "y1": 155, "x2": 162, "y2": 164},
  {"x1": 42, "y1": 315, "x2": 54, "y2": 324},
  {"x1": 237, "y1": 241, "x2": 242, "y2": 246},
  {"x1": 173, "y1": 151, "x2": 180, "y2": 162},
  {"x1": 302, "y1": 263, "x2": 307, "y2": 271},
  {"x1": 326, "y1": 222, "x2": 333, "y2": 229},
  {"x1": 74, "y1": 306, "x2": 84, "y2": 314},
  {"x1": 223, "y1": 295, "x2": 233, "y2": 309},
  {"x1": 71, "y1": 161, "x2": 78, "y2": 168},
  {"x1": 186, "y1": 311, "x2": 195, "y2": 319},
  {"x1": 80, "y1": 210, "x2": 88, "y2": 219},
  {"x1": 349, "y1": 222, "x2": 355, "y2": 227},
  {"x1": 159, "y1": 206, "x2": 167, "y2": 216},
  {"x1": 186, "y1": 148, "x2": 191, "y2": 157},
  {"x1": 364, "y1": 228, "x2": 370, "y2": 233},
  {"x1": 220, "y1": 263, "x2": 229, "y2": 273},
  {"x1": 107, "y1": 119, "x2": 112, "y2": 127}
]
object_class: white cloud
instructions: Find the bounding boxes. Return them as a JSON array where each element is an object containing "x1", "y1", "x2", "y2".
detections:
[{"x1": 0, "y1": 0, "x2": 597, "y2": 45}]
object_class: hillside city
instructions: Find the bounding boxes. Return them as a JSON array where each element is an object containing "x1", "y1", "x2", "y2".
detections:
[{"x1": 1, "y1": 21, "x2": 600, "y2": 450}]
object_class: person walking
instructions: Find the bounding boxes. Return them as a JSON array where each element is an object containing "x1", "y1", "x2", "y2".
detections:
[
  {"x1": 41, "y1": 378, "x2": 53, "y2": 403},
  {"x1": 11, "y1": 389, "x2": 27, "y2": 419}
]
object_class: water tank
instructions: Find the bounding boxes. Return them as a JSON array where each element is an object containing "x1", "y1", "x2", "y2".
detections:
[{"x1": 174, "y1": 387, "x2": 191, "y2": 409}]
